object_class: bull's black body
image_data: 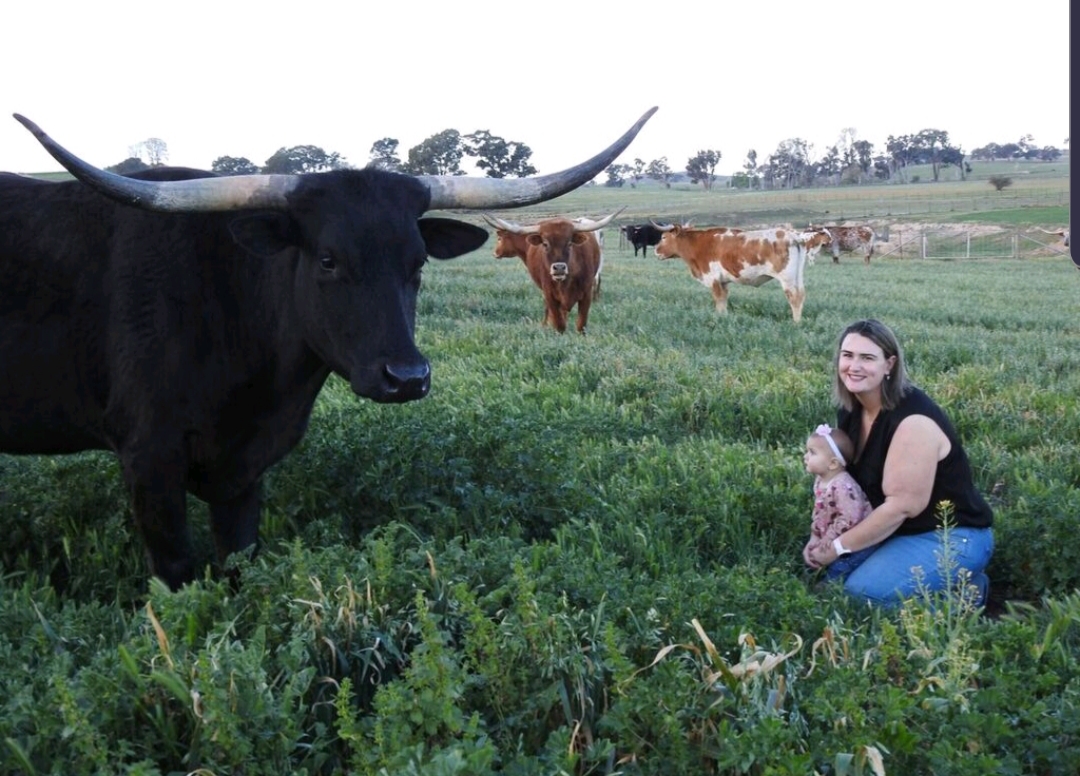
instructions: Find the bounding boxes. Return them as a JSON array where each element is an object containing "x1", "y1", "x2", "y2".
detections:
[
  {"x1": 622, "y1": 223, "x2": 663, "y2": 257},
  {"x1": 0, "y1": 166, "x2": 486, "y2": 589}
]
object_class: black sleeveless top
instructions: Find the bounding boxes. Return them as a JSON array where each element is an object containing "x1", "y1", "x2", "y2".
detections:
[{"x1": 837, "y1": 386, "x2": 993, "y2": 534}]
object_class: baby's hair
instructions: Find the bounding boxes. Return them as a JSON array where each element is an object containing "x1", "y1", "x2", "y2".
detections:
[{"x1": 810, "y1": 425, "x2": 855, "y2": 466}]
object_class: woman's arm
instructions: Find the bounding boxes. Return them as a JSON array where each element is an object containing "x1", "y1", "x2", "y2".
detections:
[{"x1": 810, "y1": 415, "x2": 949, "y2": 564}]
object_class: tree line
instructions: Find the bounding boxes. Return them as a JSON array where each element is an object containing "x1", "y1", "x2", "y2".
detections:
[
  {"x1": 605, "y1": 130, "x2": 1067, "y2": 192},
  {"x1": 106, "y1": 130, "x2": 541, "y2": 179},
  {"x1": 108, "y1": 128, "x2": 1067, "y2": 191}
]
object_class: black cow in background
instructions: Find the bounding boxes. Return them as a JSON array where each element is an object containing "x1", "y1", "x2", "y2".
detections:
[
  {"x1": 0, "y1": 108, "x2": 657, "y2": 590},
  {"x1": 621, "y1": 223, "x2": 664, "y2": 257}
]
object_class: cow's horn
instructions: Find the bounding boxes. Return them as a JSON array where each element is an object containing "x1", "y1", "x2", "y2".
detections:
[
  {"x1": 15, "y1": 106, "x2": 658, "y2": 214},
  {"x1": 422, "y1": 108, "x2": 658, "y2": 210},
  {"x1": 13, "y1": 113, "x2": 302, "y2": 211},
  {"x1": 572, "y1": 206, "x2": 625, "y2": 232},
  {"x1": 650, "y1": 219, "x2": 675, "y2": 232},
  {"x1": 481, "y1": 213, "x2": 538, "y2": 235}
]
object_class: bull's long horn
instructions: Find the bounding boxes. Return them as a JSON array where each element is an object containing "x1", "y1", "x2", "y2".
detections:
[
  {"x1": 572, "y1": 207, "x2": 625, "y2": 232},
  {"x1": 13, "y1": 113, "x2": 301, "y2": 211},
  {"x1": 650, "y1": 219, "x2": 675, "y2": 232},
  {"x1": 15, "y1": 106, "x2": 658, "y2": 213},
  {"x1": 481, "y1": 213, "x2": 537, "y2": 235},
  {"x1": 423, "y1": 108, "x2": 658, "y2": 210}
]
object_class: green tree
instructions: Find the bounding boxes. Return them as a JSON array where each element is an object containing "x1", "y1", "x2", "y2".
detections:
[
  {"x1": 211, "y1": 156, "x2": 260, "y2": 176},
  {"x1": 604, "y1": 163, "x2": 630, "y2": 187},
  {"x1": 461, "y1": 130, "x2": 536, "y2": 178},
  {"x1": 629, "y1": 157, "x2": 646, "y2": 188},
  {"x1": 885, "y1": 133, "x2": 918, "y2": 181},
  {"x1": 646, "y1": 157, "x2": 672, "y2": 188},
  {"x1": 686, "y1": 149, "x2": 722, "y2": 190},
  {"x1": 368, "y1": 138, "x2": 402, "y2": 171},
  {"x1": 262, "y1": 145, "x2": 345, "y2": 174},
  {"x1": 105, "y1": 157, "x2": 150, "y2": 175},
  {"x1": 741, "y1": 149, "x2": 759, "y2": 189},
  {"x1": 818, "y1": 144, "x2": 841, "y2": 183},
  {"x1": 915, "y1": 128, "x2": 963, "y2": 181},
  {"x1": 853, "y1": 139, "x2": 875, "y2": 177},
  {"x1": 129, "y1": 138, "x2": 168, "y2": 166},
  {"x1": 765, "y1": 139, "x2": 811, "y2": 189},
  {"x1": 403, "y1": 130, "x2": 465, "y2": 176}
]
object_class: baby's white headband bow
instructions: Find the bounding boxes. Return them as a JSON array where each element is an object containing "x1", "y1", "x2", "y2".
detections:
[{"x1": 814, "y1": 424, "x2": 846, "y2": 466}]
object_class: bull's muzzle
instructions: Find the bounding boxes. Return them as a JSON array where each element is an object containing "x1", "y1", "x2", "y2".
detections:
[{"x1": 550, "y1": 263, "x2": 569, "y2": 282}]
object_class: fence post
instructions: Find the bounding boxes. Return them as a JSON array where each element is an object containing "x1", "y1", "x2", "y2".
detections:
[
  {"x1": 922, "y1": 232, "x2": 927, "y2": 259},
  {"x1": 966, "y1": 233, "x2": 971, "y2": 258}
]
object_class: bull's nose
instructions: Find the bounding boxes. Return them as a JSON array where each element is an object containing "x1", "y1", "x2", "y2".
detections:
[{"x1": 382, "y1": 361, "x2": 431, "y2": 403}]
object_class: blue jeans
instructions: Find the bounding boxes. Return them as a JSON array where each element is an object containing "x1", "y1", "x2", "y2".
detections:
[
  {"x1": 840, "y1": 526, "x2": 994, "y2": 607},
  {"x1": 824, "y1": 545, "x2": 878, "y2": 580}
]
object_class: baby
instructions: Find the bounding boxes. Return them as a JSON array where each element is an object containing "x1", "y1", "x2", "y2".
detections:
[{"x1": 802, "y1": 424, "x2": 876, "y2": 579}]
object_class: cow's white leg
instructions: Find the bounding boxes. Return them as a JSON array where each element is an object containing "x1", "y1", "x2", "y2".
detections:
[
  {"x1": 710, "y1": 280, "x2": 729, "y2": 314},
  {"x1": 784, "y1": 285, "x2": 806, "y2": 323}
]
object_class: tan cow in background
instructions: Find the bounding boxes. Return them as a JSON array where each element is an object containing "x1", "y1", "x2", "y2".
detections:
[{"x1": 808, "y1": 224, "x2": 877, "y2": 264}]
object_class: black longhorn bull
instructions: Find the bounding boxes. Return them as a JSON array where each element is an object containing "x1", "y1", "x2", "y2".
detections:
[
  {"x1": 0, "y1": 108, "x2": 657, "y2": 590},
  {"x1": 620, "y1": 223, "x2": 664, "y2": 257}
]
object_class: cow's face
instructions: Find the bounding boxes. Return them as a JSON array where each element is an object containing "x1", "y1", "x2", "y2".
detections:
[
  {"x1": 527, "y1": 221, "x2": 588, "y2": 282},
  {"x1": 654, "y1": 226, "x2": 683, "y2": 259},
  {"x1": 802, "y1": 230, "x2": 833, "y2": 252},
  {"x1": 229, "y1": 170, "x2": 487, "y2": 402},
  {"x1": 493, "y1": 230, "x2": 526, "y2": 260}
]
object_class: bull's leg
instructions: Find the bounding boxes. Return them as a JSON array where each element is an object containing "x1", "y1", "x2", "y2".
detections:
[
  {"x1": 121, "y1": 449, "x2": 195, "y2": 590},
  {"x1": 710, "y1": 281, "x2": 729, "y2": 314},
  {"x1": 550, "y1": 302, "x2": 569, "y2": 333},
  {"x1": 209, "y1": 479, "x2": 262, "y2": 577},
  {"x1": 576, "y1": 297, "x2": 592, "y2": 334},
  {"x1": 552, "y1": 310, "x2": 569, "y2": 333},
  {"x1": 784, "y1": 285, "x2": 806, "y2": 323}
]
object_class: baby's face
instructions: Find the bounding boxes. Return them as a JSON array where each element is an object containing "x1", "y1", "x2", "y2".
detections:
[{"x1": 804, "y1": 436, "x2": 837, "y2": 477}]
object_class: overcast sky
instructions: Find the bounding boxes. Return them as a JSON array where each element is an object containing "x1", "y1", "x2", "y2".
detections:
[{"x1": 1, "y1": 1, "x2": 1069, "y2": 178}]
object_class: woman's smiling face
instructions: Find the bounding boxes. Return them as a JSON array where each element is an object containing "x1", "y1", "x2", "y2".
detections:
[{"x1": 838, "y1": 333, "x2": 896, "y2": 399}]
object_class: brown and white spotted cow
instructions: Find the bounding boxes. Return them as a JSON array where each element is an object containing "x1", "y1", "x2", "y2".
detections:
[
  {"x1": 808, "y1": 224, "x2": 877, "y2": 264},
  {"x1": 654, "y1": 224, "x2": 831, "y2": 322},
  {"x1": 483, "y1": 210, "x2": 621, "y2": 333}
]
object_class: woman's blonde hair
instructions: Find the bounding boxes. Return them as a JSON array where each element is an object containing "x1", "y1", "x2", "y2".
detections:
[{"x1": 832, "y1": 319, "x2": 912, "y2": 411}]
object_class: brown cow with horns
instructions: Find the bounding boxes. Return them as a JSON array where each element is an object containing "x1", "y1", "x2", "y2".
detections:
[{"x1": 483, "y1": 209, "x2": 622, "y2": 333}]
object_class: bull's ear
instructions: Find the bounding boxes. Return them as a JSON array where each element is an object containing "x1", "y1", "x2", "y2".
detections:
[
  {"x1": 228, "y1": 213, "x2": 298, "y2": 257},
  {"x1": 418, "y1": 217, "x2": 489, "y2": 260}
]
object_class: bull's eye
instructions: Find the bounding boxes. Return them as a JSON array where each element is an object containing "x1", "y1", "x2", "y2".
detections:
[{"x1": 319, "y1": 255, "x2": 336, "y2": 272}]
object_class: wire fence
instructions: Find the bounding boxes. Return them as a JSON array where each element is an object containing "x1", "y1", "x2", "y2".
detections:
[{"x1": 878, "y1": 228, "x2": 1072, "y2": 261}]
